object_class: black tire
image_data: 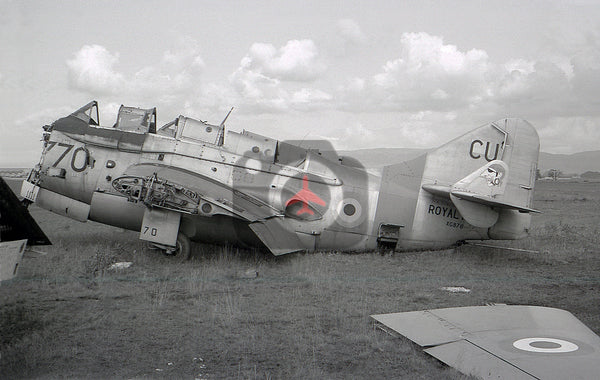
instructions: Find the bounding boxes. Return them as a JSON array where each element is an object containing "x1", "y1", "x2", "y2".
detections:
[{"x1": 164, "y1": 232, "x2": 191, "y2": 261}]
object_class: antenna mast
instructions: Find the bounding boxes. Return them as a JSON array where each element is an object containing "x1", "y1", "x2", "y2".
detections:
[{"x1": 217, "y1": 107, "x2": 233, "y2": 146}]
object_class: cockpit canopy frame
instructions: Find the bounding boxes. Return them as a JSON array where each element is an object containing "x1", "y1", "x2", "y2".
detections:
[
  {"x1": 114, "y1": 105, "x2": 157, "y2": 134},
  {"x1": 70, "y1": 100, "x2": 100, "y2": 126}
]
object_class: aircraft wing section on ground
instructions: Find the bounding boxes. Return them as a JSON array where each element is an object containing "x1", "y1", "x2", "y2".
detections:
[
  {"x1": 0, "y1": 239, "x2": 27, "y2": 282},
  {"x1": 371, "y1": 305, "x2": 600, "y2": 380},
  {"x1": 0, "y1": 177, "x2": 51, "y2": 245},
  {"x1": 1, "y1": 177, "x2": 51, "y2": 281}
]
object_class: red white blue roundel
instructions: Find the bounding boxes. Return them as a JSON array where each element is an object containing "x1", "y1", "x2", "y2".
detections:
[
  {"x1": 336, "y1": 198, "x2": 364, "y2": 228},
  {"x1": 512, "y1": 337, "x2": 579, "y2": 353}
]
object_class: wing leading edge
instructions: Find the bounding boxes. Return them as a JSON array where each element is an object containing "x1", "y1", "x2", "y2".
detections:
[{"x1": 371, "y1": 305, "x2": 600, "y2": 380}]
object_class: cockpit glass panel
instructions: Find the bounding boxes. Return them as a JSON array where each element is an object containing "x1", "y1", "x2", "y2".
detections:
[{"x1": 115, "y1": 106, "x2": 157, "y2": 133}]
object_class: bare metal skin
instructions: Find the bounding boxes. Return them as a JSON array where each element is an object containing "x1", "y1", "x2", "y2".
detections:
[{"x1": 21, "y1": 101, "x2": 539, "y2": 258}]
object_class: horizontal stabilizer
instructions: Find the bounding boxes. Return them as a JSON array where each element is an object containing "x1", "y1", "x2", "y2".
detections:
[
  {"x1": 422, "y1": 184, "x2": 539, "y2": 214},
  {"x1": 451, "y1": 190, "x2": 540, "y2": 213},
  {"x1": 422, "y1": 160, "x2": 538, "y2": 227},
  {"x1": 372, "y1": 305, "x2": 600, "y2": 380}
]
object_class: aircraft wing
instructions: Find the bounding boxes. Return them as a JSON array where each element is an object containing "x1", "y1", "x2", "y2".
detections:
[
  {"x1": 371, "y1": 305, "x2": 600, "y2": 380},
  {"x1": 0, "y1": 177, "x2": 51, "y2": 245},
  {"x1": 1, "y1": 177, "x2": 51, "y2": 281}
]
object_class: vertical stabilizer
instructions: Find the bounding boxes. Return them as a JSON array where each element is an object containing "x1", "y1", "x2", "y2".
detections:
[
  {"x1": 422, "y1": 118, "x2": 539, "y2": 208},
  {"x1": 412, "y1": 118, "x2": 539, "y2": 243}
]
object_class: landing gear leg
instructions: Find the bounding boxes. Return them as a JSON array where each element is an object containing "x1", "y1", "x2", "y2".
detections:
[{"x1": 163, "y1": 232, "x2": 191, "y2": 261}]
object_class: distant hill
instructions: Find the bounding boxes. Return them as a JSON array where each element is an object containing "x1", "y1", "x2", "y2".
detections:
[
  {"x1": 0, "y1": 168, "x2": 29, "y2": 178},
  {"x1": 538, "y1": 151, "x2": 600, "y2": 175},
  {"x1": 335, "y1": 148, "x2": 428, "y2": 168},
  {"x1": 336, "y1": 149, "x2": 600, "y2": 175}
]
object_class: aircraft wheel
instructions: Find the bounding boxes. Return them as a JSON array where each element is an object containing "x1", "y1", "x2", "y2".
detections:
[{"x1": 164, "y1": 232, "x2": 191, "y2": 261}]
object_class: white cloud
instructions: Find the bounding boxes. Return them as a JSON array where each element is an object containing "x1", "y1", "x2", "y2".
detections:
[
  {"x1": 239, "y1": 39, "x2": 325, "y2": 82},
  {"x1": 337, "y1": 19, "x2": 367, "y2": 45},
  {"x1": 67, "y1": 45, "x2": 124, "y2": 94},
  {"x1": 504, "y1": 58, "x2": 535, "y2": 75},
  {"x1": 131, "y1": 46, "x2": 205, "y2": 104},
  {"x1": 60, "y1": 32, "x2": 600, "y2": 155},
  {"x1": 229, "y1": 68, "x2": 280, "y2": 99},
  {"x1": 65, "y1": 39, "x2": 333, "y2": 118},
  {"x1": 394, "y1": 32, "x2": 489, "y2": 74},
  {"x1": 339, "y1": 32, "x2": 493, "y2": 112},
  {"x1": 570, "y1": 42, "x2": 600, "y2": 106},
  {"x1": 539, "y1": 116, "x2": 600, "y2": 153},
  {"x1": 431, "y1": 89, "x2": 448, "y2": 100},
  {"x1": 226, "y1": 39, "x2": 330, "y2": 113},
  {"x1": 67, "y1": 40, "x2": 206, "y2": 106},
  {"x1": 337, "y1": 30, "x2": 600, "y2": 126},
  {"x1": 291, "y1": 88, "x2": 332, "y2": 107}
]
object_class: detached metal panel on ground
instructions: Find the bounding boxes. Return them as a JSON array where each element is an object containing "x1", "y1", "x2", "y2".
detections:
[{"x1": 372, "y1": 305, "x2": 600, "y2": 380}]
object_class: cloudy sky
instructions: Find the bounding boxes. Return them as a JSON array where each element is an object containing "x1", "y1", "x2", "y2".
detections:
[{"x1": 1, "y1": 0, "x2": 599, "y2": 166}]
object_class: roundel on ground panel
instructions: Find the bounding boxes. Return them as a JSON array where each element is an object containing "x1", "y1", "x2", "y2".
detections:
[{"x1": 512, "y1": 337, "x2": 579, "y2": 353}]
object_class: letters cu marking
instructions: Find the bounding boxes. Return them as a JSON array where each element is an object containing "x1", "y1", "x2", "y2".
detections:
[{"x1": 469, "y1": 140, "x2": 501, "y2": 162}]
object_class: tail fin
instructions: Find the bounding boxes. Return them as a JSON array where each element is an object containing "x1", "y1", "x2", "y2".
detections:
[
  {"x1": 422, "y1": 118, "x2": 539, "y2": 207},
  {"x1": 420, "y1": 118, "x2": 539, "y2": 236}
]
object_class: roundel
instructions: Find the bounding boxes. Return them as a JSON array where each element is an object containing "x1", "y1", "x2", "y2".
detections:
[
  {"x1": 513, "y1": 337, "x2": 579, "y2": 353},
  {"x1": 335, "y1": 198, "x2": 364, "y2": 228},
  {"x1": 277, "y1": 174, "x2": 331, "y2": 221}
]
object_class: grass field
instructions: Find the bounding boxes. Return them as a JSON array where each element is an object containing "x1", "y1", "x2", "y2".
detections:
[{"x1": 1, "y1": 180, "x2": 599, "y2": 379}]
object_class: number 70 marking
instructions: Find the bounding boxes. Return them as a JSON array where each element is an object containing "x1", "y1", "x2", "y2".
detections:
[
  {"x1": 46, "y1": 142, "x2": 74, "y2": 167},
  {"x1": 143, "y1": 226, "x2": 158, "y2": 236}
]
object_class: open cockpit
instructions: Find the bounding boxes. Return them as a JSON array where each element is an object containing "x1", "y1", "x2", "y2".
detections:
[{"x1": 60, "y1": 101, "x2": 347, "y2": 176}]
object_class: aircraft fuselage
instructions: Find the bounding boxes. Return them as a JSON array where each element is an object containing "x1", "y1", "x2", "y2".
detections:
[{"x1": 22, "y1": 101, "x2": 538, "y2": 255}]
